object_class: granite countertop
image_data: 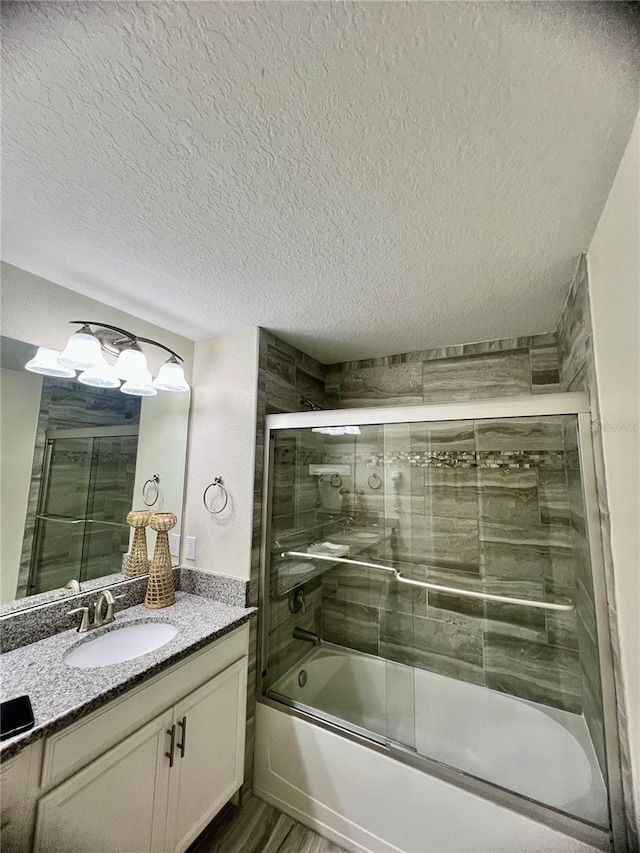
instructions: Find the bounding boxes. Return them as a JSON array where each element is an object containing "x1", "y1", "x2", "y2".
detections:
[{"x1": 0, "y1": 592, "x2": 255, "y2": 761}]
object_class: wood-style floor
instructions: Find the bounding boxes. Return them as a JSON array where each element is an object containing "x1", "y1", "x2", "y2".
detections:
[{"x1": 187, "y1": 794, "x2": 346, "y2": 853}]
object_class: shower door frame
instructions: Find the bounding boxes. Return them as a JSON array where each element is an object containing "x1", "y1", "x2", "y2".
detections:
[{"x1": 258, "y1": 392, "x2": 627, "y2": 852}]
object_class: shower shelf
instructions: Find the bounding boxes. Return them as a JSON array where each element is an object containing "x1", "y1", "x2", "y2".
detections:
[{"x1": 280, "y1": 551, "x2": 575, "y2": 612}]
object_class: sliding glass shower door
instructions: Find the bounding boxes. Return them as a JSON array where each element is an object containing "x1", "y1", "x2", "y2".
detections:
[
  {"x1": 29, "y1": 430, "x2": 138, "y2": 594},
  {"x1": 263, "y1": 401, "x2": 617, "y2": 839}
]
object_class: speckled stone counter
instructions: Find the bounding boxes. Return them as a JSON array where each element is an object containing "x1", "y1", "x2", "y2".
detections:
[{"x1": 0, "y1": 592, "x2": 255, "y2": 761}]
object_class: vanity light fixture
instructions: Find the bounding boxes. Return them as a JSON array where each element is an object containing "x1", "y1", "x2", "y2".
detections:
[
  {"x1": 57, "y1": 324, "x2": 104, "y2": 370},
  {"x1": 152, "y1": 356, "x2": 191, "y2": 393},
  {"x1": 25, "y1": 347, "x2": 77, "y2": 378},
  {"x1": 25, "y1": 321, "x2": 190, "y2": 397}
]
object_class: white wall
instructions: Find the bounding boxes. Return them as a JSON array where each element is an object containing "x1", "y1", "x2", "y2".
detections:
[
  {"x1": 587, "y1": 111, "x2": 640, "y2": 826},
  {"x1": 0, "y1": 368, "x2": 42, "y2": 603},
  {"x1": 181, "y1": 328, "x2": 260, "y2": 580},
  {"x1": 1, "y1": 262, "x2": 194, "y2": 379},
  {"x1": 132, "y1": 392, "x2": 191, "y2": 556}
]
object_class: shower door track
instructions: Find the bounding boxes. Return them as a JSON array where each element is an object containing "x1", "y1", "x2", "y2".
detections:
[{"x1": 259, "y1": 392, "x2": 628, "y2": 852}]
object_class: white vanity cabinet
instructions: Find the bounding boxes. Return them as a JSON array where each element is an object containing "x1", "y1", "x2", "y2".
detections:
[{"x1": 7, "y1": 622, "x2": 249, "y2": 853}]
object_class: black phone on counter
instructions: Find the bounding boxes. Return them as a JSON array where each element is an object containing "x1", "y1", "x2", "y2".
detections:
[{"x1": 0, "y1": 695, "x2": 35, "y2": 741}]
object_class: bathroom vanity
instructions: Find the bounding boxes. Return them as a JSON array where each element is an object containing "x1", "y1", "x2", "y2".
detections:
[{"x1": 1, "y1": 592, "x2": 253, "y2": 853}]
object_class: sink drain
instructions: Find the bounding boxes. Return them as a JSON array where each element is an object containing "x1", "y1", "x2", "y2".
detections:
[{"x1": 298, "y1": 669, "x2": 308, "y2": 688}]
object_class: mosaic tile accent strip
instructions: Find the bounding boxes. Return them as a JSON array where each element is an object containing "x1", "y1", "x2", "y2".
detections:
[{"x1": 287, "y1": 449, "x2": 567, "y2": 470}]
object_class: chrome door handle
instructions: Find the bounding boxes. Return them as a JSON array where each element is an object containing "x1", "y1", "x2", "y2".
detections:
[
  {"x1": 166, "y1": 724, "x2": 176, "y2": 768},
  {"x1": 177, "y1": 716, "x2": 186, "y2": 758}
]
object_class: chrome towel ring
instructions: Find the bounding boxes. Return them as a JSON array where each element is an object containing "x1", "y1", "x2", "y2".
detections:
[
  {"x1": 142, "y1": 474, "x2": 160, "y2": 507},
  {"x1": 203, "y1": 477, "x2": 229, "y2": 515},
  {"x1": 367, "y1": 472, "x2": 382, "y2": 490}
]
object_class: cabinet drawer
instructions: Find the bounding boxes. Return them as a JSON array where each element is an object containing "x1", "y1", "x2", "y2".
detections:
[{"x1": 41, "y1": 623, "x2": 249, "y2": 789}]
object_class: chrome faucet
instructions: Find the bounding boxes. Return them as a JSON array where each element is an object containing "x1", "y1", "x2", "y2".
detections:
[
  {"x1": 68, "y1": 589, "x2": 124, "y2": 633},
  {"x1": 94, "y1": 590, "x2": 120, "y2": 627},
  {"x1": 292, "y1": 626, "x2": 321, "y2": 646}
]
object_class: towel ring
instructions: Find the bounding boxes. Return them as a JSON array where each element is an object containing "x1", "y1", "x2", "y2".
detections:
[
  {"x1": 142, "y1": 474, "x2": 160, "y2": 507},
  {"x1": 203, "y1": 477, "x2": 229, "y2": 515},
  {"x1": 330, "y1": 473, "x2": 342, "y2": 488},
  {"x1": 367, "y1": 472, "x2": 382, "y2": 490}
]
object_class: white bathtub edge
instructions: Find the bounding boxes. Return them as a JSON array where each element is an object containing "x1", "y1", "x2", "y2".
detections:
[{"x1": 255, "y1": 702, "x2": 606, "y2": 853}]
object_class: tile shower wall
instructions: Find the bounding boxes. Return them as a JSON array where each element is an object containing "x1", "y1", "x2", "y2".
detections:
[
  {"x1": 264, "y1": 332, "x2": 326, "y2": 414},
  {"x1": 245, "y1": 331, "x2": 326, "y2": 789},
  {"x1": 319, "y1": 416, "x2": 582, "y2": 713},
  {"x1": 325, "y1": 333, "x2": 560, "y2": 408},
  {"x1": 558, "y1": 256, "x2": 636, "y2": 842}
]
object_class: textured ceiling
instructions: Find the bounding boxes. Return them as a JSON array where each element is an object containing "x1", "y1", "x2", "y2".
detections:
[{"x1": 2, "y1": 2, "x2": 639, "y2": 362}]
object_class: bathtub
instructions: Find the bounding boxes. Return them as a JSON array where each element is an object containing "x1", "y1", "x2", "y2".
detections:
[{"x1": 256, "y1": 644, "x2": 608, "y2": 852}]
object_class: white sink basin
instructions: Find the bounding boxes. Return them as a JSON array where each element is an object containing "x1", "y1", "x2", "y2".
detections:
[{"x1": 64, "y1": 622, "x2": 179, "y2": 668}]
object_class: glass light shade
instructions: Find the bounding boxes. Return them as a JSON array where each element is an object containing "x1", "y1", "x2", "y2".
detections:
[
  {"x1": 114, "y1": 348, "x2": 149, "y2": 382},
  {"x1": 152, "y1": 358, "x2": 190, "y2": 392},
  {"x1": 58, "y1": 327, "x2": 103, "y2": 370},
  {"x1": 121, "y1": 369, "x2": 157, "y2": 396},
  {"x1": 78, "y1": 357, "x2": 121, "y2": 389},
  {"x1": 25, "y1": 347, "x2": 76, "y2": 378}
]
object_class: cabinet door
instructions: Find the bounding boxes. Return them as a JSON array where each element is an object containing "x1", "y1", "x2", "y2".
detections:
[
  {"x1": 34, "y1": 708, "x2": 173, "y2": 853},
  {"x1": 166, "y1": 657, "x2": 247, "y2": 853}
]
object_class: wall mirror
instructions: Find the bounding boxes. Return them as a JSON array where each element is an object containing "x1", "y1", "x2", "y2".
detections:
[{"x1": 0, "y1": 331, "x2": 191, "y2": 612}]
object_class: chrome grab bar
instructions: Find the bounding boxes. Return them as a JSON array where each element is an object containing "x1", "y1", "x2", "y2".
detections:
[{"x1": 280, "y1": 551, "x2": 575, "y2": 612}]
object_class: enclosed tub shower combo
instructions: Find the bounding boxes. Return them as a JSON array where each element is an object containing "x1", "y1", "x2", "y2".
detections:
[{"x1": 256, "y1": 394, "x2": 628, "y2": 852}]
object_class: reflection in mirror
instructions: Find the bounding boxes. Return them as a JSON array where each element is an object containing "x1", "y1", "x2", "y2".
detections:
[{"x1": 0, "y1": 335, "x2": 190, "y2": 607}]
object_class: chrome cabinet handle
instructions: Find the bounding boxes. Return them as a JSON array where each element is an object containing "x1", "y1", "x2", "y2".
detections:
[
  {"x1": 166, "y1": 725, "x2": 176, "y2": 767},
  {"x1": 177, "y1": 716, "x2": 186, "y2": 758}
]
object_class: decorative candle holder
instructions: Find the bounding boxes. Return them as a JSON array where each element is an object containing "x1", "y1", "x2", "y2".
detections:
[
  {"x1": 145, "y1": 513, "x2": 177, "y2": 609},
  {"x1": 125, "y1": 510, "x2": 153, "y2": 578}
]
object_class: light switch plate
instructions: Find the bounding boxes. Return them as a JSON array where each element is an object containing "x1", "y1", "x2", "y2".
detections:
[
  {"x1": 185, "y1": 536, "x2": 197, "y2": 560},
  {"x1": 169, "y1": 533, "x2": 180, "y2": 558}
]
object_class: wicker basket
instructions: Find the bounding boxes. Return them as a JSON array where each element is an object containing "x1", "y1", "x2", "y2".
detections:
[
  {"x1": 145, "y1": 513, "x2": 177, "y2": 609},
  {"x1": 125, "y1": 510, "x2": 153, "y2": 578}
]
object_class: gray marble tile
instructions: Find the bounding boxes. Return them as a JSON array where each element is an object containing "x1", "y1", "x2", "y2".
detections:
[
  {"x1": 267, "y1": 607, "x2": 318, "y2": 686},
  {"x1": 558, "y1": 256, "x2": 590, "y2": 391},
  {"x1": 477, "y1": 469, "x2": 540, "y2": 526},
  {"x1": 409, "y1": 420, "x2": 475, "y2": 452},
  {"x1": 326, "y1": 564, "x2": 386, "y2": 609},
  {"x1": 530, "y1": 345, "x2": 561, "y2": 394},
  {"x1": 296, "y1": 368, "x2": 325, "y2": 409},
  {"x1": 424, "y1": 469, "x2": 479, "y2": 520},
  {"x1": 545, "y1": 588, "x2": 578, "y2": 650},
  {"x1": 484, "y1": 631, "x2": 581, "y2": 713},
  {"x1": 381, "y1": 610, "x2": 484, "y2": 686},
  {"x1": 474, "y1": 417, "x2": 564, "y2": 451},
  {"x1": 409, "y1": 516, "x2": 480, "y2": 574},
  {"x1": 422, "y1": 350, "x2": 531, "y2": 402},
  {"x1": 384, "y1": 564, "x2": 427, "y2": 617},
  {"x1": 266, "y1": 373, "x2": 300, "y2": 414},
  {"x1": 267, "y1": 345, "x2": 296, "y2": 386},
  {"x1": 479, "y1": 522, "x2": 557, "y2": 580},
  {"x1": 537, "y1": 469, "x2": 570, "y2": 526},
  {"x1": 321, "y1": 599, "x2": 379, "y2": 656},
  {"x1": 332, "y1": 363, "x2": 423, "y2": 407}
]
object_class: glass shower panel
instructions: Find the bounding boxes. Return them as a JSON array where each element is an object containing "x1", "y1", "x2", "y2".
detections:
[
  {"x1": 29, "y1": 433, "x2": 138, "y2": 593},
  {"x1": 264, "y1": 411, "x2": 612, "y2": 834},
  {"x1": 379, "y1": 413, "x2": 609, "y2": 829},
  {"x1": 29, "y1": 437, "x2": 92, "y2": 594},
  {"x1": 82, "y1": 435, "x2": 137, "y2": 582}
]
